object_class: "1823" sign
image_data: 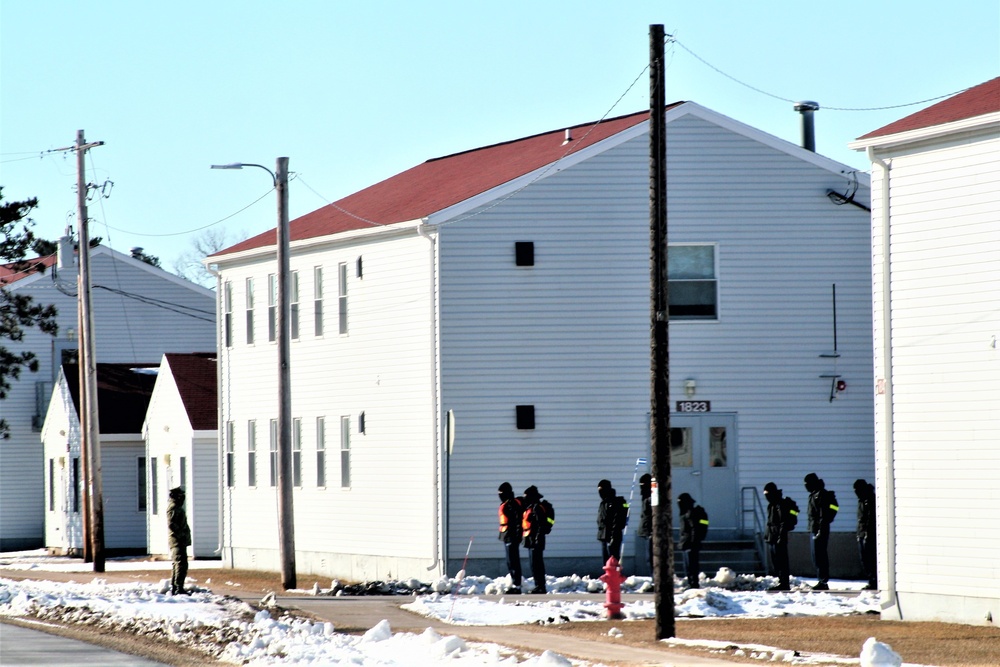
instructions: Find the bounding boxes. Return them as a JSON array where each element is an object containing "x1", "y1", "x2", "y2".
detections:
[{"x1": 676, "y1": 400, "x2": 711, "y2": 413}]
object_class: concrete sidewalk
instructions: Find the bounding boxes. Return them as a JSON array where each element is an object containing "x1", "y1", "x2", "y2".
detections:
[
  {"x1": 0, "y1": 620, "x2": 165, "y2": 666},
  {"x1": 259, "y1": 593, "x2": 737, "y2": 666}
]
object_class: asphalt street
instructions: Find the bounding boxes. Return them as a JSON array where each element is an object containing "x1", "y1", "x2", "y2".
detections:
[{"x1": 0, "y1": 620, "x2": 165, "y2": 666}]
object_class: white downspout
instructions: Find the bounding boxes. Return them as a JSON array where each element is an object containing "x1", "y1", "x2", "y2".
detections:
[
  {"x1": 205, "y1": 262, "x2": 227, "y2": 563},
  {"x1": 868, "y1": 147, "x2": 898, "y2": 615},
  {"x1": 417, "y1": 223, "x2": 444, "y2": 574}
]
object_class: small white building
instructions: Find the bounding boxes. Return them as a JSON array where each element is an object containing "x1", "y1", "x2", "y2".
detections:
[
  {"x1": 209, "y1": 102, "x2": 874, "y2": 581},
  {"x1": 42, "y1": 363, "x2": 158, "y2": 554},
  {"x1": 1, "y1": 244, "x2": 216, "y2": 551},
  {"x1": 850, "y1": 77, "x2": 1000, "y2": 626},
  {"x1": 143, "y1": 352, "x2": 219, "y2": 559}
]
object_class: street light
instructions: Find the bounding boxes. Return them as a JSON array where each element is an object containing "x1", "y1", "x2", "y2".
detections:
[{"x1": 212, "y1": 158, "x2": 296, "y2": 590}]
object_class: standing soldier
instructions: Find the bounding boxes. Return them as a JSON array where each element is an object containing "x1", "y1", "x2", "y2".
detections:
[
  {"x1": 804, "y1": 472, "x2": 839, "y2": 590},
  {"x1": 521, "y1": 485, "x2": 552, "y2": 594},
  {"x1": 854, "y1": 479, "x2": 877, "y2": 590},
  {"x1": 637, "y1": 474, "x2": 654, "y2": 574},
  {"x1": 167, "y1": 487, "x2": 191, "y2": 595},
  {"x1": 497, "y1": 482, "x2": 523, "y2": 594},
  {"x1": 597, "y1": 480, "x2": 629, "y2": 565},
  {"x1": 677, "y1": 493, "x2": 709, "y2": 589},
  {"x1": 763, "y1": 482, "x2": 798, "y2": 591}
]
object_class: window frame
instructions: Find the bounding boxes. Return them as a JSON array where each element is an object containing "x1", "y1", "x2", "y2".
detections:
[
  {"x1": 292, "y1": 417, "x2": 302, "y2": 487},
  {"x1": 245, "y1": 277, "x2": 255, "y2": 345},
  {"x1": 340, "y1": 415, "x2": 351, "y2": 488},
  {"x1": 269, "y1": 418, "x2": 278, "y2": 487},
  {"x1": 137, "y1": 456, "x2": 147, "y2": 512},
  {"x1": 223, "y1": 281, "x2": 233, "y2": 347},
  {"x1": 267, "y1": 273, "x2": 277, "y2": 342},
  {"x1": 667, "y1": 243, "x2": 720, "y2": 321},
  {"x1": 247, "y1": 420, "x2": 257, "y2": 487},
  {"x1": 316, "y1": 416, "x2": 326, "y2": 487},
  {"x1": 290, "y1": 270, "x2": 300, "y2": 340},
  {"x1": 314, "y1": 266, "x2": 324, "y2": 337},
  {"x1": 226, "y1": 421, "x2": 235, "y2": 487},
  {"x1": 338, "y1": 262, "x2": 348, "y2": 335}
]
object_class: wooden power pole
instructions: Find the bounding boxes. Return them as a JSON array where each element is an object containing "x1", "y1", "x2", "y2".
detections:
[
  {"x1": 75, "y1": 129, "x2": 106, "y2": 573},
  {"x1": 648, "y1": 24, "x2": 675, "y2": 639},
  {"x1": 275, "y1": 157, "x2": 296, "y2": 590}
]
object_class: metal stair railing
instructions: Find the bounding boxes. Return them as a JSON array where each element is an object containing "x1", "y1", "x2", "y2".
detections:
[{"x1": 740, "y1": 485, "x2": 769, "y2": 574}]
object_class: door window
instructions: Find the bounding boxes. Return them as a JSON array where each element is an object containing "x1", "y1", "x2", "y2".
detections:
[
  {"x1": 709, "y1": 427, "x2": 728, "y2": 467},
  {"x1": 670, "y1": 427, "x2": 693, "y2": 467}
]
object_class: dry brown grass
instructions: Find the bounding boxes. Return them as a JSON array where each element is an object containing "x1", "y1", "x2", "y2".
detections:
[{"x1": 4, "y1": 566, "x2": 999, "y2": 666}]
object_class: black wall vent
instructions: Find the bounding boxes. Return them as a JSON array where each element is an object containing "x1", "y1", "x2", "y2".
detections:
[
  {"x1": 515, "y1": 242, "x2": 534, "y2": 267},
  {"x1": 516, "y1": 405, "x2": 535, "y2": 430}
]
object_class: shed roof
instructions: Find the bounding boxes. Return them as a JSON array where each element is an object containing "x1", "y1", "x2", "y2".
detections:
[
  {"x1": 213, "y1": 106, "x2": 682, "y2": 257},
  {"x1": 63, "y1": 363, "x2": 159, "y2": 434},
  {"x1": 0, "y1": 255, "x2": 56, "y2": 285},
  {"x1": 164, "y1": 353, "x2": 217, "y2": 431},
  {"x1": 857, "y1": 77, "x2": 1000, "y2": 140}
]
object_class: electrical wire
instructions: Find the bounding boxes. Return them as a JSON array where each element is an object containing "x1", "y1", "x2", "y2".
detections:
[
  {"x1": 668, "y1": 35, "x2": 972, "y2": 112},
  {"x1": 102, "y1": 187, "x2": 276, "y2": 238}
]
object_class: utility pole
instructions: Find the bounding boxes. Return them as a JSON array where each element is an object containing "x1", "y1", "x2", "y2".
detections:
[
  {"x1": 648, "y1": 25, "x2": 675, "y2": 639},
  {"x1": 75, "y1": 129, "x2": 106, "y2": 573},
  {"x1": 275, "y1": 157, "x2": 296, "y2": 590}
]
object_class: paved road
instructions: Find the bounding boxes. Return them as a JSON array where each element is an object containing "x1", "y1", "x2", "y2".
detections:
[{"x1": 0, "y1": 620, "x2": 165, "y2": 666}]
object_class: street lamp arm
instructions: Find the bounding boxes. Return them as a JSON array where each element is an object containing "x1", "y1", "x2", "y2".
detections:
[{"x1": 210, "y1": 162, "x2": 277, "y2": 186}]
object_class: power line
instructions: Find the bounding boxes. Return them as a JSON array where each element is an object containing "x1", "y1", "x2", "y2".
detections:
[
  {"x1": 669, "y1": 35, "x2": 971, "y2": 112},
  {"x1": 102, "y1": 187, "x2": 275, "y2": 238}
]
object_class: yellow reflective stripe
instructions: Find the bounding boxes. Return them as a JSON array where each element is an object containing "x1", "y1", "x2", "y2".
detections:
[
  {"x1": 789, "y1": 509, "x2": 799, "y2": 515},
  {"x1": 698, "y1": 519, "x2": 710, "y2": 525},
  {"x1": 829, "y1": 505, "x2": 839, "y2": 511},
  {"x1": 546, "y1": 518, "x2": 555, "y2": 525}
]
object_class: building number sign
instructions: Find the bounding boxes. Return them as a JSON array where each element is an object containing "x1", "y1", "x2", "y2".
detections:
[{"x1": 676, "y1": 400, "x2": 711, "y2": 413}]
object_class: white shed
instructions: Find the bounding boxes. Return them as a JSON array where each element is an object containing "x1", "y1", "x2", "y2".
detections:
[
  {"x1": 209, "y1": 102, "x2": 874, "y2": 582},
  {"x1": 1, "y1": 244, "x2": 216, "y2": 551},
  {"x1": 143, "y1": 352, "x2": 219, "y2": 559},
  {"x1": 850, "y1": 77, "x2": 1000, "y2": 626},
  {"x1": 41, "y1": 363, "x2": 158, "y2": 554}
]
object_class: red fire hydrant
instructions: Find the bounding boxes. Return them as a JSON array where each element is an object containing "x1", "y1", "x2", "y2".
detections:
[{"x1": 599, "y1": 556, "x2": 625, "y2": 619}]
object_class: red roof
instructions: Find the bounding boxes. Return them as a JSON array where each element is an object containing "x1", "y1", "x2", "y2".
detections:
[
  {"x1": 0, "y1": 254, "x2": 56, "y2": 285},
  {"x1": 214, "y1": 107, "x2": 678, "y2": 257},
  {"x1": 858, "y1": 77, "x2": 1000, "y2": 140},
  {"x1": 165, "y1": 353, "x2": 217, "y2": 431}
]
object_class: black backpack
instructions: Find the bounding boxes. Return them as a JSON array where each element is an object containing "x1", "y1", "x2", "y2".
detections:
[
  {"x1": 692, "y1": 505, "x2": 710, "y2": 542},
  {"x1": 539, "y1": 499, "x2": 555, "y2": 534},
  {"x1": 782, "y1": 496, "x2": 800, "y2": 530}
]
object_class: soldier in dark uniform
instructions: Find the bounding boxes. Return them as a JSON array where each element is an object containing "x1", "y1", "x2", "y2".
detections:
[
  {"x1": 497, "y1": 482, "x2": 523, "y2": 594},
  {"x1": 167, "y1": 487, "x2": 192, "y2": 595},
  {"x1": 763, "y1": 482, "x2": 793, "y2": 590},
  {"x1": 521, "y1": 485, "x2": 549, "y2": 594},
  {"x1": 637, "y1": 474, "x2": 653, "y2": 574},
  {"x1": 854, "y1": 479, "x2": 877, "y2": 590},
  {"x1": 678, "y1": 493, "x2": 708, "y2": 589},
  {"x1": 596, "y1": 480, "x2": 628, "y2": 565},
  {"x1": 804, "y1": 472, "x2": 837, "y2": 590}
]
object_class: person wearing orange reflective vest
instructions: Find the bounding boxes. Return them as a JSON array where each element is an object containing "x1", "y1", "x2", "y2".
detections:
[
  {"x1": 497, "y1": 482, "x2": 523, "y2": 594},
  {"x1": 521, "y1": 485, "x2": 550, "y2": 594}
]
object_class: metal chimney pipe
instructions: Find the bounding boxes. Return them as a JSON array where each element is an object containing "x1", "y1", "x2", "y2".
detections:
[{"x1": 794, "y1": 101, "x2": 820, "y2": 152}]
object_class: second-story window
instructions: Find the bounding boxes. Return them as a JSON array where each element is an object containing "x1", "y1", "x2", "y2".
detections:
[
  {"x1": 314, "y1": 267, "x2": 324, "y2": 337},
  {"x1": 290, "y1": 271, "x2": 300, "y2": 340},
  {"x1": 268, "y1": 273, "x2": 277, "y2": 342},
  {"x1": 245, "y1": 278, "x2": 255, "y2": 344},
  {"x1": 338, "y1": 262, "x2": 348, "y2": 335},
  {"x1": 223, "y1": 281, "x2": 233, "y2": 347}
]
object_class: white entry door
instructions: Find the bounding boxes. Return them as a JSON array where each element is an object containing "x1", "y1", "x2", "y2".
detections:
[{"x1": 669, "y1": 413, "x2": 738, "y2": 538}]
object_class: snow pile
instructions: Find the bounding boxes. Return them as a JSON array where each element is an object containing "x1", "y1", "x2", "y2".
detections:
[{"x1": 860, "y1": 637, "x2": 903, "y2": 667}]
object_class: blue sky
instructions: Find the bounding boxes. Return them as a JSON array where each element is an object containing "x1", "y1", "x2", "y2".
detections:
[{"x1": 2, "y1": 1, "x2": 997, "y2": 272}]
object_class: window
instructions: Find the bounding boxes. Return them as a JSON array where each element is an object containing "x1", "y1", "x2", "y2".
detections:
[
  {"x1": 292, "y1": 418, "x2": 302, "y2": 487},
  {"x1": 269, "y1": 419, "x2": 278, "y2": 487},
  {"x1": 48, "y1": 459, "x2": 55, "y2": 511},
  {"x1": 314, "y1": 267, "x2": 324, "y2": 337},
  {"x1": 709, "y1": 427, "x2": 728, "y2": 467},
  {"x1": 516, "y1": 405, "x2": 535, "y2": 430},
  {"x1": 72, "y1": 457, "x2": 81, "y2": 513},
  {"x1": 668, "y1": 244, "x2": 718, "y2": 320},
  {"x1": 290, "y1": 271, "x2": 300, "y2": 339},
  {"x1": 180, "y1": 456, "x2": 187, "y2": 490},
  {"x1": 226, "y1": 421, "x2": 235, "y2": 487},
  {"x1": 670, "y1": 428, "x2": 693, "y2": 468},
  {"x1": 223, "y1": 281, "x2": 233, "y2": 347},
  {"x1": 340, "y1": 416, "x2": 351, "y2": 488},
  {"x1": 150, "y1": 457, "x2": 158, "y2": 515},
  {"x1": 338, "y1": 263, "x2": 348, "y2": 335},
  {"x1": 245, "y1": 277, "x2": 255, "y2": 344},
  {"x1": 268, "y1": 273, "x2": 277, "y2": 342},
  {"x1": 515, "y1": 241, "x2": 534, "y2": 266},
  {"x1": 137, "y1": 457, "x2": 147, "y2": 512},
  {"x1": 247, "y1": 420, "x2": 257, "y2": 487},
  {"x1": 316, "y1": 416, "x2": 326, "y2": 487}
]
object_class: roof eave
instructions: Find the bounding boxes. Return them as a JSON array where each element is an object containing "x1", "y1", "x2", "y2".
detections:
[{"x1": 850, "y1": 111, "x2": 1000, "y2": 152}]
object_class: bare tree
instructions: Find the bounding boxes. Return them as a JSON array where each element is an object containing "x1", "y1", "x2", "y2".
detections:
[{"x1": 172, "y1": 228, "x2": 248, "y2": 288}]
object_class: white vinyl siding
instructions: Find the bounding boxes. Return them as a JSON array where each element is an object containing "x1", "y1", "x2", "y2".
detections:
[{"x1": 869, "y1": 126, "x2": 1000, "y2": 619}]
